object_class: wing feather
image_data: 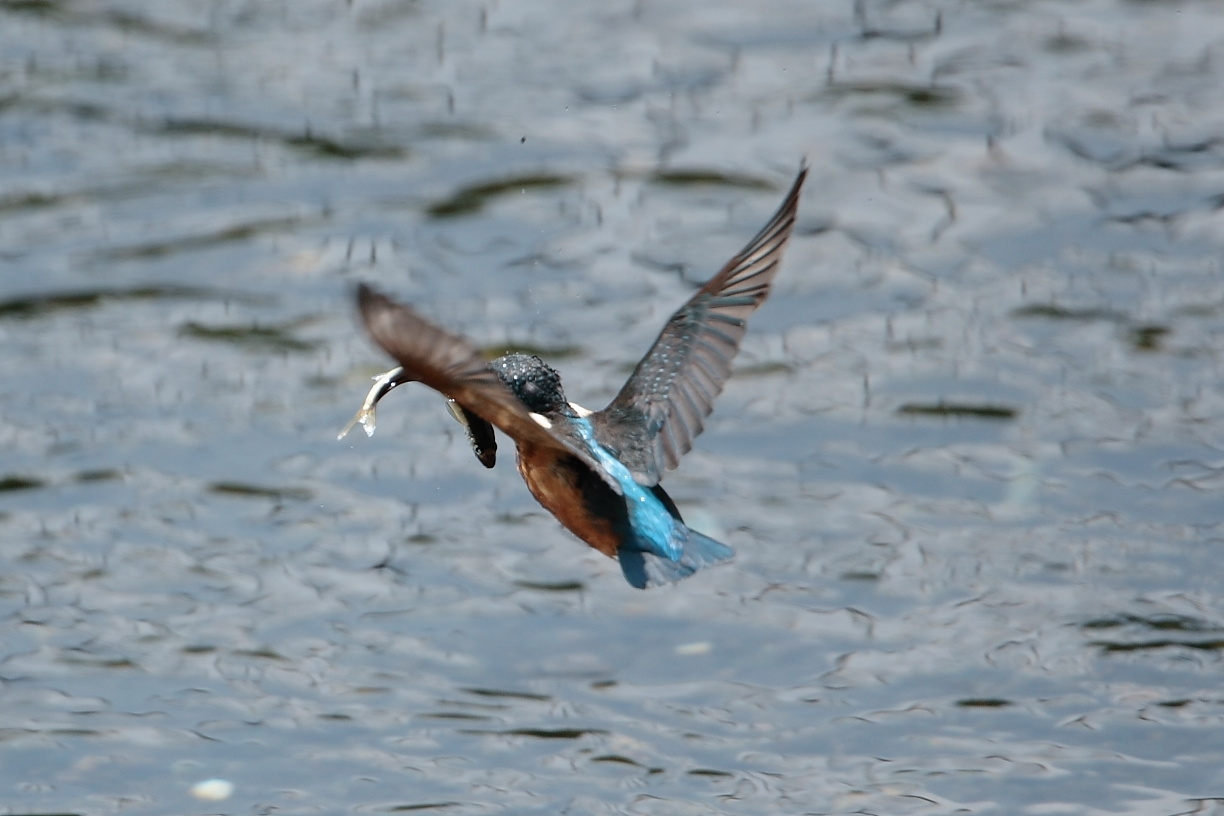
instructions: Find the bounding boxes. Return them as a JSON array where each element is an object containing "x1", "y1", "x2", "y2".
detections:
[
  {"x1": 356, "y1": 285, "x2": 622, "y2": 494},
  {"x1": 592, "y1": 166, "x2": 806, "y2": 484}
]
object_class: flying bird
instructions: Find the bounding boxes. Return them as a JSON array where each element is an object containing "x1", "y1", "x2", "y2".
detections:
[{"x1": 343, "y1": 166, "x2": 806, "y2": 588}]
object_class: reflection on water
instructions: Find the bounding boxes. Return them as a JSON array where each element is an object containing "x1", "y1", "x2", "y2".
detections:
[{"x1": 3, "y1": 0, "x2": 1224, "y2": 814}]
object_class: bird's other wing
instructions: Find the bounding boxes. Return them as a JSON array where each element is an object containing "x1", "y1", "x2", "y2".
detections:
[
  {"x1": 592, "y1": 165, "x2": 806, "y2": 485},
  {"x1": 356, "y1": 284, "x2": 622, "y2": 494}
]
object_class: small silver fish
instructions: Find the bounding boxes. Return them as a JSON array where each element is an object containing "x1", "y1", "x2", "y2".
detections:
[
  {"x1": 339, "y1": 365, "x2": 501, "y2": 467},
  {"x1": 337, "y1": 366, "x2": 408, "y2": 440}
]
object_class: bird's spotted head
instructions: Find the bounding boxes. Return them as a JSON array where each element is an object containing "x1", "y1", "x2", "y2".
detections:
[{"x1": 489, "y1": 353, "x2": 572, "y2": 416}]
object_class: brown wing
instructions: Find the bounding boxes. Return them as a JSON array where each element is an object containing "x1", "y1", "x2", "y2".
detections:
[
  {"x1": 356, "y1": 285, "x2": 622, "y2": 494},
  {"x1": 591, "y1": 166, "x2": 806, "y2": 485}
]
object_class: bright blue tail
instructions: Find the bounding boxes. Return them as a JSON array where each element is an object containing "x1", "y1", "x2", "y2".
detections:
[{"x1": 618, "y1": 526, "x2": 735, "y2": 589}]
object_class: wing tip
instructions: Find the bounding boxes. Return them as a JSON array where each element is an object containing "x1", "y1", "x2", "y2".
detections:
[
  {"x1": 355, "y1": 281, "x2": 386, "y2": 317},
  {"x1": 782, "y1": 162, "x2": 808, "y2": 216}
]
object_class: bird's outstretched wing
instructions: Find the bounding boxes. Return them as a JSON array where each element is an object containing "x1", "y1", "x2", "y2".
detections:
[
  {"x1": 356, "y1": 285, "x2": 622, "y2": 494},
  {"x1": 591, "y1": 166, "x2": 806, "y2": 485}
]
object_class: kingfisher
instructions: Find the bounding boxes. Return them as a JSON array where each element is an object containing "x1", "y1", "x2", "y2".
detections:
[{"x1": 342, "y1": 166, "x2": 805, "y2": 588}]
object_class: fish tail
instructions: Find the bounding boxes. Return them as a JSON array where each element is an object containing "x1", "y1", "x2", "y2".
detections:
[{"x1": 617, "y1": 527, "x2": 735, "y2": 589}]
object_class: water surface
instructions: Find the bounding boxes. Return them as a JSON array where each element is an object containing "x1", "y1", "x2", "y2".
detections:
[{"x1": 3, "y1": 0, "x2": 1224, "y2": 813}]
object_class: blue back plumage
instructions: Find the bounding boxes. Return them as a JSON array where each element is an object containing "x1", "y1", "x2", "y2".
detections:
[{"x1": 571, "y1": 417, "x2": 734, "y2": 588}]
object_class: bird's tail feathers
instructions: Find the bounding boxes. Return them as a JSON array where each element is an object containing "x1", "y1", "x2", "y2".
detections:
[{"x1": 617, "y1": 527, "x2": 734, "y2": 589}]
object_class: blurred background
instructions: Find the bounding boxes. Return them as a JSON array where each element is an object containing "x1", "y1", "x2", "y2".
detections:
[{"x1": 3, "y1": 0, "x2": 1224, "y2": 813}]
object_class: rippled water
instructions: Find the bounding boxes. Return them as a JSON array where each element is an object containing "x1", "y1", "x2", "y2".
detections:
[{"x1": 4, "y1": 0, "x2": 1224, "y2": 813}]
